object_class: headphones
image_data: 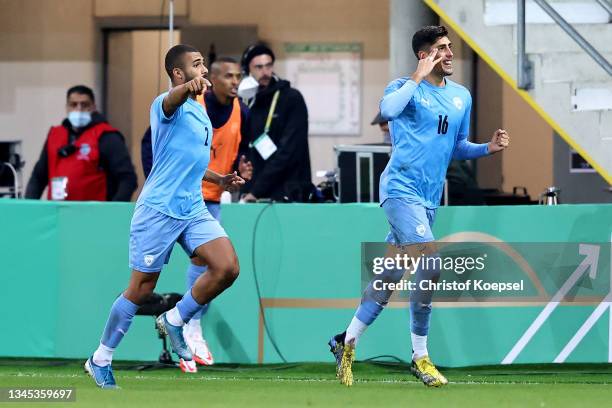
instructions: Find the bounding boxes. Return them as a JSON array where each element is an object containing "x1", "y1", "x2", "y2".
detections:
[
  {"x1": 240, "y1": 44, "x2": 257, "y2": 75},
  {"x1": 240, "y1": 43, "x2": 276, "y2": 76}
]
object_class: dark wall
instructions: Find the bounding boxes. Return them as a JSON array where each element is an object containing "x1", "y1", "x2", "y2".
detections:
[{"x1": 553, "y1": 133, "x2": 611, "y2": 204}]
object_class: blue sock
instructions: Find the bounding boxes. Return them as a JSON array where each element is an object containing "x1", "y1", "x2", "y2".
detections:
[
  {"x1": 355, "y1": 300, "x2": 384, "y2": 325},
  {"x1": 354, "y1": 261, "x2": 405, "y2": 326},
  {"x1": 186, "y1": 264, "x2": 206, "y2": 288},
  {"x1": 100, "y1": 294, "x2": 139, "y2": 348},
  {"x1": 410, "y1": 253, "x2": 441, "y2": 336},
  {"x1": 410, "y1": 301, "x2": 432, "y2": 336},
  {"x1": 186, "y1": 264, "x2": 209, "y2": 319},
  {"x1": 176, "y1": 289, "x2": 204, "y2": 324}
]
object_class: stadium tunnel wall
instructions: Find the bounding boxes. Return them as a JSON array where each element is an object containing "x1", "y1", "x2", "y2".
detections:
[{"x1": 1, "y1": 201, "x2": 611, "y2": 367}]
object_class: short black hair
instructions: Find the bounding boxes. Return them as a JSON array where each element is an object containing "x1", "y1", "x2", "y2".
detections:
[
  {"x1": 66, "y1": 85, "x2": 95, "y2": 102},
  {"x1": 241, "y1": 43, "x2": 275, "y2": 73},
  {"x1": 214, "y1": 56, "x2": 238, "y2": 65},
  {"x1": 412, "y1": 25, "x2": 449, "y2": 58},
  {"x1": 164, "y1": 44, "x2": 199, "y2": 79}
]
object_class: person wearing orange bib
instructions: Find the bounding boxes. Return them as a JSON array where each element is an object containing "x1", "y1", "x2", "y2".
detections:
[{"x1": 141, "y1": 57, "x2": 251, "y2": 370}]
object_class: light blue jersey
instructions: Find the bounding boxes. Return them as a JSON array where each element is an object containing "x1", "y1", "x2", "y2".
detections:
[
  {"x1": 137, "y1": 93, "x2": 213, "y2": 219},
  {"x1": 379, "y1": 77, "x2": 488, "y2": 208}
]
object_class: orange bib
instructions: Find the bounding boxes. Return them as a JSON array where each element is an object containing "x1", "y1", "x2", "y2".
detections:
[{"x1": 197, "y1": 95, "x2": 242, "y2": 202}]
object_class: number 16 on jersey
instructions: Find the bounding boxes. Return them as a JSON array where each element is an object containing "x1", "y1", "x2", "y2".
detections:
[{"x1": 437, "y1": 115, "x2": 448, "y2": 135}]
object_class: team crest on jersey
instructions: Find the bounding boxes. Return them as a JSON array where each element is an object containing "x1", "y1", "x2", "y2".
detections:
[
  {"x1": 453, "y1": 97, "x2": 463, "y2": 110},
  {"x1": 144, "y1": 255, "x2": 155, "y2": 266},
  {"x1": 416, "y1": 224, "x2": 426, "y2": 237},
  {"x1": 76, "y1": 143, "x2": 91, "y2": 160},
  {"x1": 420, "y1": 97, "x2": 431, "y2": 108}
]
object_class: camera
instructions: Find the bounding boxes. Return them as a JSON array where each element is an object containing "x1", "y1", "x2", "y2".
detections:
[{"x1": 58, "y1": 144, "x2": 77, "y2": 158}]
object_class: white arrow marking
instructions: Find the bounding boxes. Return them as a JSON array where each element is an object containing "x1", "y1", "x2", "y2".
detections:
[
  {"x1": 554, "y1": 293, "x2": 612, "y2": 363},
  {"x1": 502, "y1": 244, "x2": 600, "y2": 364}
]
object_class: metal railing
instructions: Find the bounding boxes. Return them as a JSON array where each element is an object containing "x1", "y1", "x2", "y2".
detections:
[
  {"x1": 518, "y1": 0, "x2": 612, "y2": 90},
  {"x1": 517, "y1": 0, "x2": 533, "y2": 89},
  {"x1": 595, "y1": 0, "x2": 612, "y2": 18}
]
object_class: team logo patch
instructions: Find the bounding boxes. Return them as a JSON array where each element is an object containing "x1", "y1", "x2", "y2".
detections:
[
  {"x1": 76, "y1": 143, "x2": 91, "y2": 160},
  {"x1": 420, "y1": 97, "x2": 431, "y2": 108},
  {"x1": 144, "y1": 255, "x2": 155, "y2": 266},
  {"x1": 416, "y1": 224, "x2": 426, "y2": 237},
  {"x1": 453, "y1": 97, "x2": 463, "y2": 110}
]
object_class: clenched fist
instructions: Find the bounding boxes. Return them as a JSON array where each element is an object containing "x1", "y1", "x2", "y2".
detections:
[
  {"x1": 220, "y1": 171, "x2": 245, "y2": 193},
  {"x1": 488, "y1": 129, "x2": 510, "y2": 154},
  {"x1": 185, "y1": 76, "x2": 211, "y2": 96}
]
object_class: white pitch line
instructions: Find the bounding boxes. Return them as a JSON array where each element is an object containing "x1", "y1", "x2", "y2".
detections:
[{"x1": 1, "y1": 372, "x2": 595, "y2": 386}]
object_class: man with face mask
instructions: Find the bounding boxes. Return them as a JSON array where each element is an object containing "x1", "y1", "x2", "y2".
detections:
[
  {"x1": 25, "y1": 85, "x2": 137, "y2": 201},
  {"x1": 239, "y1": 43, "x2": 313, "y2": 202}
]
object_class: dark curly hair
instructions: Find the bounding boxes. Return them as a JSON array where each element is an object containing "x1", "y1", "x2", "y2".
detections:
[{"x1": 411, "y1": 25, "x2": 449, "y2": 58}]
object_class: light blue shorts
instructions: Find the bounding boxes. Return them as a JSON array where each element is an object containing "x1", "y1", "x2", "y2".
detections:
[
  {"x1": 204, "y1": 201, "x2": 221, "y2": 222},
  {"x1": 129, "y1": 204, "x2": 227, "y2": 272},
  {"x1": 382, "y1": 198, "x2": 436, "y2": 245}
]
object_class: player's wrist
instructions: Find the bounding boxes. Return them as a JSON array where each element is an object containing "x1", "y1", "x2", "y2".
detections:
[
  {"x1": 410, "y1": 72, "x2": 424, "y2": 83},
  {"x1": 487, "y1": 142, "x2": 498, "y2": 154}
]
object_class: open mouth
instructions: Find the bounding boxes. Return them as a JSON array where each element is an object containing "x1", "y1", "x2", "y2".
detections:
[{"x1": 442, "y1": 60, "x2": 452, "y2": 68}]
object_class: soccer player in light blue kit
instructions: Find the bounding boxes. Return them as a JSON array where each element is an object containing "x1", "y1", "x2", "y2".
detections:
[
  {"x1": 85, "y1": 44, "x2": 245, "y2": 388},
  {"x1": 329, "y1": 26, "x2": 510, "y2": 387}
]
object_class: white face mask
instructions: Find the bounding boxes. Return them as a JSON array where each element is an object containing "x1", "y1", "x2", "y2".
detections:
[
  {"x1": 68, "y1": 111, "x2": 92, "y2": 128},
  {"x1": 237, "y1": 75, "x2": 259, "y2": 100}
]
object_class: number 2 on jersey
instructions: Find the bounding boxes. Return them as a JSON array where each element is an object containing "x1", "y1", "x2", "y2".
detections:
[
  {"x1": 204, "y1": 127, "x2": 210, "y2": 146},
  {"x1": 437, "y1": 115, "x2": 448, "y2": 135}
]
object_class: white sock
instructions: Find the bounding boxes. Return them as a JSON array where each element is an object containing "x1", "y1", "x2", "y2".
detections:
[
  {"x1": 184, "y1": 318, "x2": 200, "y2": 335},
  {"x1": 166, "y1": 307, "x2": 185, "y2": 327},
  {"x1": 411, "y1": 333, "x2": 428, "y2": 360},
  {"x1": 345, "y1": 316, "x2": 368, "y2": 346},
  {"x1": 92, "y1": 343, "x2": 115, "y2": 367},
  {"x1": 188, "y1": 318, "x2": 201, "y2": 329}
]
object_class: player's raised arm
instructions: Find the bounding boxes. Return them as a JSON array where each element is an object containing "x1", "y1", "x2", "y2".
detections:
[
  {"x1": 162, "y1": 77, "x2": 210, "y2": 118},
  {"x1": 380, "y1": 48, "x2": 443, "y2": 120}
]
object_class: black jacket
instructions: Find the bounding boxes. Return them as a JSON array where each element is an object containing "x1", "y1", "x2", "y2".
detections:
[
  {"x1": 25, "y1": 112, "x2": 137, "y2": 201},
  {"x1": 245, "y1": 77, "x2": 312, "y2": 201}
]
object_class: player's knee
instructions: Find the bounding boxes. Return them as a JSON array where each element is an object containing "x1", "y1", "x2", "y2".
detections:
[
  {"x1": 220, "y1": 257, "x2": 239, "y2": 286},
  {"x1": 205, "y1": 254, "x2": 239, "y2": 286},
  {"x1": 125, "y1": 283, "x2": 155, "y2": 305}
]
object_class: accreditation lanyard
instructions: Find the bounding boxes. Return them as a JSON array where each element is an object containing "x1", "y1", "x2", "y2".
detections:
[
  {"x1": 251, "y1": 90, "x2": 280, "y2": 160},
  {"x1": 264, "y1": 90, "x2": 280, "y2": 134}
]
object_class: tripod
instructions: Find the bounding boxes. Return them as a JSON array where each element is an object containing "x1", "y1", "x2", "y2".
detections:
[{"x1": 132, "y1": 293, "x2": 183, "y2": 371}]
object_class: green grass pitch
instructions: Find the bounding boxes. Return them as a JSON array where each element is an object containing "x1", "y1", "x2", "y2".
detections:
[{"x1": 0, "y1": 359, "x2": 610, "y2": 407}]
